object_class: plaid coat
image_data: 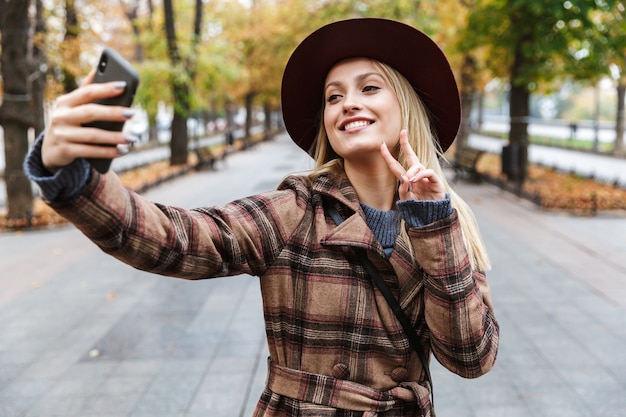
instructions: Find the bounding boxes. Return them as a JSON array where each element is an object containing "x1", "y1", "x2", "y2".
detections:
[{"x1": 50, "y1": 170, "x2": 499, "y2": 417}]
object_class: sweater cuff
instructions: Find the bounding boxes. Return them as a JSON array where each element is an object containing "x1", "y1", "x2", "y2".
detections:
[
  {"x1": 397, "y1": 194, "x2": 452, "y2": 228},
  {"x1": 23, "y1": 133, "x2": 92, "y2": 202}
]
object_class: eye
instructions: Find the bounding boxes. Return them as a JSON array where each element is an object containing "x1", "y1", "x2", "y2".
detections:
[
  {"x1": 327, "y1": 93, "x2": 342, "y2": 103},
  {"x1": 363, "y1": 85, "x2": 380, "y2": 93}
]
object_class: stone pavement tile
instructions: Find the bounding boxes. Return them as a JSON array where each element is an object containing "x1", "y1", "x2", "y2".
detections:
[
  {"x1": 186, "y1": 372, "x2": 253, "y2": 417},
  {"x1": 17, "y1": 349, "x2": 84, "y2": 382},
  {"x1": 24, "y1": 393, "x2": 86, "y2": 417},
  {"x1": 133, "y1": 372, "x2": 205, "y2": 415},
  {"x1": 208, "y1": 355, "x2": 258, "y2": 375},
  {"x1": 558, "y1": 365, "x2": 626, "y2": 412},
  {"x1": 77, "y1": 393, "x2": 142, "y2": 416},
  {"x1": 158, "y1": 358, "x2": 211, "y2": 375},
  {"x1": 0, "y1": 379, "x2": 55, "y2": 417},
  {"x1": 0, "y1": 374, "x2": 55, "y2": 398},
  {"x1": 0, "y1": 396, "x2": 40, "y2": 417},
  {"x1": 431, "y1": 405, "x2": 474, "y2": 417},
  {"x1": 32, "y1": 360, "x2": 116, "y2": 409},
  {"x1": 471, "y1": 405, "x2": 535, "y2": 417},
  {"x1": 130, "y1": 414, "x2": 185, "y2": 417},
  {"x1": 0, "y1": 363, "x2": 25, "y2": 393},
  {"x1": 524, "y1": 388, "x2": 588, "y2": 417},
  {"x1": 100, "y1": 374, "x2": 156, "y2": 396},
  {"x1": 109, "y1": 359, "x2": 164, "y2": 378},
  {"x1": 167, "y1": 332, "x2": 221, "y2": 359}
]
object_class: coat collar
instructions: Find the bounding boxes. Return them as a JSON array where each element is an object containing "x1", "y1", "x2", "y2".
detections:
[
  {"x1": 311, "y1": 171, "x2": 417, "y2": 267},
  {"x1": 312, "y1": 172, "x2": 387, "y2": 258},
  {"x1": 310, "y1": 171, "x2": 361, "y2": 213}
]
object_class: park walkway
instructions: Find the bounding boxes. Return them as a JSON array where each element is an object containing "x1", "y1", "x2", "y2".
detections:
[{"x1": 0, "y1": 132, "x2": 625, "y2": 416}]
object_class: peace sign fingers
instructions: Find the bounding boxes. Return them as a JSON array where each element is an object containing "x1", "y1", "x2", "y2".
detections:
[{"x1": 380, "y1": 129, "x2": 446, "y2": 201}]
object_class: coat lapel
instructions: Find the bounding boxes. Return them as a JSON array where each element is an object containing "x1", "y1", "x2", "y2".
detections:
[{"x1": 312, "y1": 171, "x2": 423, "y2": 295}]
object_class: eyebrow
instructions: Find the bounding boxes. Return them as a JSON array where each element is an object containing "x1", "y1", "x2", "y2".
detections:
[{"x1": 324, "y1": 72, "x2": 385, "y2": 94}]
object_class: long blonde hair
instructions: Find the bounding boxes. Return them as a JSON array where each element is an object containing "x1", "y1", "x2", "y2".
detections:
[{"x1": 309, "y1": 59, "x2": 491, "y2": 271}]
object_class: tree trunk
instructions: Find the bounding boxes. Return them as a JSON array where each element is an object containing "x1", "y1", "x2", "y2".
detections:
[
  {"x1": 163, "y1": 0, "x2": 188, "y2": 165},
  {"x1": 0, "y1": 0, "x2": 34, "y2": 221},
  {"x1": 506, "y1": 38, "x2": 530, "y2": 184},
  {"x1": 457, "y1": 53, "x2": 477, "y2": 150},
  {"x1": 62, "y1": 0, "x2": 79, "y2": 93},
  {"x1": 614, "y1": 82, "x2": 625, "y2": 156},
  {"x1": 31, "y1": 0, "x2": 47, "y2": 137},
  {"x1": 263, "y1": 101, "x2": 272, "y2": 140},
  {"x1": 163, "y1": 0, "x2": 203, "y2": 165},
  {"x1": 121, "y1": 0, "x2": 143, "y2": 62},
  {"x1": 476, "y1": 90, "x2": 484, "y2": 133},
  {"x1": 244, "y1": 92, "x2": 254, "y2": 148}
]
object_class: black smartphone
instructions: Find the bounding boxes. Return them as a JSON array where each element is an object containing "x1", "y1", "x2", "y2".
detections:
[{"x1": 84, "y1": 48, "x2": 140, "y2": 173}]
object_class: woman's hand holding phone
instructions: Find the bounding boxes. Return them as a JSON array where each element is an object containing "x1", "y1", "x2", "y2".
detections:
[{"x1": 41, "y1": 48, "x2": 140, "y2": 173}]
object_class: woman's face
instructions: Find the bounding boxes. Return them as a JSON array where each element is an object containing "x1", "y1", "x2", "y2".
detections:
[{"x1": 323, "y1": 58, "x2": 402, "y2": 160}]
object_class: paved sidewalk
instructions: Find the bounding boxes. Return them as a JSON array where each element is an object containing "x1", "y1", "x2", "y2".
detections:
[
  {"x1": 0, "y1": 133, "x2": 625, "y2": 417},
  {"x1": 433, "y1": 177, "x2": 626, "y2": 417}
]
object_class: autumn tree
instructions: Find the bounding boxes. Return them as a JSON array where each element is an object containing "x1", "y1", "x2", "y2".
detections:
[
  {"x1": 0, "y1": 0, "x2": 34, "y2": 221},
  {"x1": 119, "y1": 0, "x2": 146, "y2": 62},
  {"x1": 465, "y1": 0, "x2": 616, "y2": 183},
  {"x1": 429, "y1": 0, "x2": 484, "y2": 151},
  {"x1": 223, "y1": 0, "x2": 295, "y2": 145}
]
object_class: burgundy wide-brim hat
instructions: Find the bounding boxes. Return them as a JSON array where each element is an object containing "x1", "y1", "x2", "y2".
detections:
[{"x1": 281, "y1": 18, "x2": 461, "y2": 155}]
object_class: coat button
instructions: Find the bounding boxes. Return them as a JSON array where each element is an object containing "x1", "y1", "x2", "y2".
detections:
[
  {"x1": 332, "y1": 363, "x2": 350, "y2": 380},
  {"x1": 390, "y1": 366, "x2": 409, "y2": 383}
]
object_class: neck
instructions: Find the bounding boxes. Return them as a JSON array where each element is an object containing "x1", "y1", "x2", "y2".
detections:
[{"x1": 344, "y1": 157, "x2": 397, "y2": 211}]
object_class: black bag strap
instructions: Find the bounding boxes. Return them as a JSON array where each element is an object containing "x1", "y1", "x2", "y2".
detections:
[{"x1": 328, "y1": 207, "x2": 434, "y2": 406}]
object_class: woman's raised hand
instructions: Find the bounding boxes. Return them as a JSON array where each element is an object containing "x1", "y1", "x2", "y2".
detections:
[
  {"x1": 380, "y1": 129, "x2": 446, "y2": 201},
  {"x1": 41, "y1": 68, "x2": 136, "y2": 172}
]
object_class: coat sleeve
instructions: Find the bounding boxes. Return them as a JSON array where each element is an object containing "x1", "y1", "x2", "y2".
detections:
[
  {"x1": 408, "y1": 211, "x2": 499, "y2": 379},
  {"x1": 47, "y1": 170, "x2": 307, "y2": 279}
]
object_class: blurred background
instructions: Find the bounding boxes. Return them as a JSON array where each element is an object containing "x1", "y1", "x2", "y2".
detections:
[
  {"x1": 1, "y1": 3, "x2": 626, "y2": 417},
  {"x1": 1, "y1": 0, "x2": 625, "y2": 224}
]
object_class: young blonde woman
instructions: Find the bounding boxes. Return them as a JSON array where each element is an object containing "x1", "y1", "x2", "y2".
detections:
[{"x1": 26, "y1": 18, "x2": 498, "y2": 417}]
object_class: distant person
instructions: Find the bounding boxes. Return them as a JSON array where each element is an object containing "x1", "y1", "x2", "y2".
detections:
[
  {"x1": 226, "y1": 128, "x2": 235, "y2": 152},
  {"x1": 25, "y1": 18, "x2": 499, "y2": 416}
]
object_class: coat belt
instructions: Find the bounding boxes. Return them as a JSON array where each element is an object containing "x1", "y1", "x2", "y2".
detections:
[{"x1": 265, "y1": 358, "x2": 432, "y2": 417}]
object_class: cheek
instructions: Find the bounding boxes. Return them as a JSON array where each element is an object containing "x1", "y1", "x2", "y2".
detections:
[
  {"x1": 323, "y1": 108, "x2": 339, "y2": 140},
  {"x1": 322, "y1": 106, "x2": 335, "y2": 130},
  {"x1": 388, "y1": 100, "x2": 403, "y2": 130}
]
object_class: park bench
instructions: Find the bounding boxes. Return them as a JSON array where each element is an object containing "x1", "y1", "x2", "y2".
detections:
[
  {"x1": 453, "y1": 146, "x2": 484, "y2": 182},
  {"x1": 194, "y1": 146, "x2": 221, "y2": 170}
]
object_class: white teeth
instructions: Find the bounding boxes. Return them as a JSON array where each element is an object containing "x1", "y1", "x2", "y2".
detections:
[{"x1": 344, "y1": 120, "x2": 370, "y2": 130}]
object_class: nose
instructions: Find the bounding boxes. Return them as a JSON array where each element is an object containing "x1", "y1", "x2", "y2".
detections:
[{"x1": 342, "y1": 91, "x2": 361, "y2": 113}]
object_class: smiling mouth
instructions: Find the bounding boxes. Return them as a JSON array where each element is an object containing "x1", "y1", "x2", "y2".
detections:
[{"x1": 342, "y1": 120, "x2": 372, "y2": 131}]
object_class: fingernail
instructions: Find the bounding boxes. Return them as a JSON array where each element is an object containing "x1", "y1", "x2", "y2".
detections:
[
  {"x1": 122, "y1": 109, "x2": 136, "y2": 118},
  {"x1": 114, "y1": 81, "x2": 127, "y2": 90},
  {"x1": 125, "y1": 135, "x2": 138, "y2": 144},
  {"x1": 409, "y1": 175, "x2": 418, "y2": 182},
  {"x1": 117, "y1": 144, "x2": 131, "y2": 155},
  {"x1": 408, "y1": 183, "x2": 413, "y2": 192},
  {"x1": 399, "y1": 177, "x2": 405, "y2": 185}
]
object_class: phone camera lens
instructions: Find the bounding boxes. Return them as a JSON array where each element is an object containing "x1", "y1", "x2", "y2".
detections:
[{"x1": 98, "y1": 56, "x2": 108, "y2": 73}]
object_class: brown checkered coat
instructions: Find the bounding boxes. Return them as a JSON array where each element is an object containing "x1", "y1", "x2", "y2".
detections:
[{"x1": 50, "y1": 170, "x2": 499, "y2": 417}]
